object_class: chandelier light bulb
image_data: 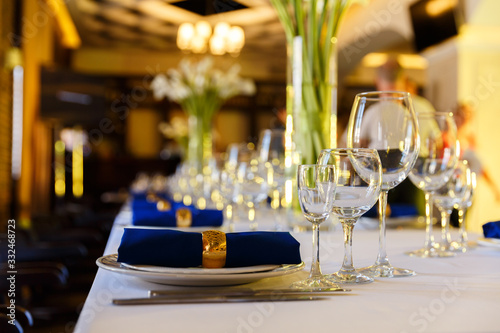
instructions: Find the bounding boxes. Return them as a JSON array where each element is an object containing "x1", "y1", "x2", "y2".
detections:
[
  {"x1": 195, "y1": 21, "x2": 212, "y2": 40},
  {"x1": 177, "y1": 23, "x2": 195, "y2": 50},
  {"x1": 191, "y1": 35, "x2": 207, "y2": 53},
  {"x1": 214, "y1": 22, "x2": 230, "y2": 38},
  {"x1": 228, "y1": 26, "x2": 245, "y2": 49},
  {"x1": 177, "y1": 21, "x2": 245, "y2": 55},
  {"x1": 209, "y1": 35, "x2": 226, "y2": 55}
]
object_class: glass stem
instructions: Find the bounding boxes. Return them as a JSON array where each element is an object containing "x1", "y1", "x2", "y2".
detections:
[
  {"x1": 375, "y1": 190, "x2": 389, "y2": 267},
  {"x1": 248, "y1": 203, "x2": 257, "y2": 231},
  {"x1": 424, "y1": 192, "x2": 435, "y2": 250},
  {"x1": 458, "y1": 208, "x2": 468, "y2": 243},
  {"x1": 309, "y1": 222, "x2": 322, "y2": 279},
  {"x1": 272, "y1": 189, "x2": 282, "y2": 230},
  {"x1": 440, "y1": 209, "x2": 451, "y2": 248},
  {"x1": 340, "y1": 219, "x2": 356, "y2": 274},
  {"x1": 226, "y1": 203, "x2": 234, "y2": 232}
]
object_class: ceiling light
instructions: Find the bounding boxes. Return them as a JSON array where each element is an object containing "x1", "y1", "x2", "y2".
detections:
[{"x1": 176, "y1": 21, "x2": 245, "y2": 56}]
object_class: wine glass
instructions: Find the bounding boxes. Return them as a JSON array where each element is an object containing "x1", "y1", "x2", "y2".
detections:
[
  {"x1": 433, "y1": 160, "x2": 471, "y2": 252},
  {"x1": 290, "y1": 164, "x2": 341, "y2": 289},
  {"x1": 318, "y1": 148, "x2": 382, "y2": 284},
  {"x1": 257, "y1": 129, "x2": 286, "y2": 229},
  {"x1": 407, "y1": 112, "x2": 459, "y2": 257},
  {"x1": 235, "y1": 159, "x2": 270, "y2": 231},
  {"x1": 347, "y1": 91, "x2": 419, "y2": 278},
  {"x1": 451, "y1": 160, "x2": 475, "y2": 252},
  {"x1": 219, "y1": 166, "x2": 239, "y2": 232}
]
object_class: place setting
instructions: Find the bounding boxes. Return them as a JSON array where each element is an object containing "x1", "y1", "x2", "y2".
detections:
[
  {"x1": 96, "y1": 228, "x2": 305, "y2": 287},
  {"x1": 97, "y1": 89, "x2": 481, "y2": 301}
]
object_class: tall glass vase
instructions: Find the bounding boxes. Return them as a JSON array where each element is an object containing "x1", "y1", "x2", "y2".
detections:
[
  {"x1": 284, "y1": 36, "x2": 338, "y2": 229},
  {"x1": 287, "y1": 36, "x2": 338, "y2": 166},
  {"x1": 186, "y1": 113, "x2": 213, "y2": 173}
]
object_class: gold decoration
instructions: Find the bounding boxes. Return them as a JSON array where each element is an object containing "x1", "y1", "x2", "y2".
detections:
[
  {"x1": 176, "y1": 208, "x2": 192, "y2": 228},
  {"x1": 201, "y1": 230, "x2": 227, "y2": 268},
  {"x1": 156, "y1": 200, "x2": 172, "y2": 212}
]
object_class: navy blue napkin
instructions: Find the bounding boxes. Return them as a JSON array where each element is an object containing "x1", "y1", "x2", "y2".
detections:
[
  {"x1": 130, "y1": 195, "x2": 223, "y2": 227},
  {"x1": 117, "y1": 228, "x2": 202, "y2": 267},
  {"x1": 225, "y1": 232, "x2": 302, "y2": 267},
  {"x1": 482, "y1": 221, "x2": 500, "y2": 239},
  {"x1": 117, "y1": 228, "x2": 301, "y2": 268}
]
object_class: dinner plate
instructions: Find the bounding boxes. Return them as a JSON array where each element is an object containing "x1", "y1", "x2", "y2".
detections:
[
  {"x1": 476, "y1": 237, "x2": 500, "y2": 249},
  {"x1": 96, "y1": 254, "x2": 305, "y2": 286},
  {"x1": 120, "y1": 262, "x2": 280, "y2": 275}
]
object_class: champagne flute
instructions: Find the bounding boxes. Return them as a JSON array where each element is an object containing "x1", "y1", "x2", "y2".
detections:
[
  {"x1": 318, "y1": 148, "x2": 382, "y2": 284},
  {"x1": 291, "y1": 164, "x2": 340, "y2": 289},
  {"x1": 347, "y1": 91, "x2": 419, "y2": 277},
  {"x1": 407, "y1": 112, "x2": 459, "y2": 257}
]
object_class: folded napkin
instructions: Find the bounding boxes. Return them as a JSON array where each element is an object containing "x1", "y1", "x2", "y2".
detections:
[
  {"x1": 130, "y1": 194, "x2": 223, "y2": 228},
  {"x1": 482, "y1": 221, "x2": 500, "y2": 239},
  {"x1": 117, "y1": 228, "x2": 301, "y2": 268}
]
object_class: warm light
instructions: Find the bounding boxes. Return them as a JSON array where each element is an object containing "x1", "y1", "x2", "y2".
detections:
[
  {"x1": 177, "y1": 23, "x2": 195, "y2": 50},
  {"x1": 11, "y1": 65, "x2": 23, "y2": 180},
  {"x1": 362, "y1": 53, "x2": 428, "y2": 70},
  {"x1": 72, "y1": 127, "x2": 84, "y2": 198},
  {"x1": 45, "y1": 0, "x2": 81, "y2": 48},
  {"x1": 226, "y1": 26, "x2": 245, "y2": 54},
  {"x1": 54, "y1": 140, "x2": 66, "y2": 197},
  {"x1": 195, "y1": 21, "x2": 212, "y2": 39},
  {"x1": 425, "y1": 0, "x2": 457, "y2": 17},
  {"x1": 191, "y1": 34, "x2": 207, "y2": 53},
  {"x1": 214, "y1": 22, "x2": 230, "y2": 38},
  {"x1": 177, "y1": 21, "x2": 245, "y2": 56},
  {"x1": 209, "y1": 35, "x2": 226, "y2": 55}
]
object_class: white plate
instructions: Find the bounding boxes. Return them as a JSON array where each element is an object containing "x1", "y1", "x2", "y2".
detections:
[
  {"x1": 96, "y1": 254, "x2": 305, "y2": 286},
  {"x1": 477, "y1": 237, "x2": 500, "y2": 249},
  {"x1": 120, "y1": 262, "x2": 280, "y2": 275}
]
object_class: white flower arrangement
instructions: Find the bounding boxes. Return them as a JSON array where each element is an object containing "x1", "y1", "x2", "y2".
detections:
[
  {"x1": 151, "y1": 57, "x2": 256, "y2": 120},
  {"x1": 151, "y1": 56, "x2": 256, "y2": 165}
]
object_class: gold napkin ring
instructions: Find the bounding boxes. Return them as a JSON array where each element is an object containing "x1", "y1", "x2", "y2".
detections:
[
  {"x1": 156, "y1": 200, "x2": 171, "y2": 212},
  {"x1": 176, "y1": 208, "x2": 192, "y2": 227},
  {"x1": 202, "y1": 230, "x2": 226, "y2": 268}
]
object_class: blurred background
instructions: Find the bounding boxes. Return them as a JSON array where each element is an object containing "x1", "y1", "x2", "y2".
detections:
[{"x1": 1, "y1": 0, "x2": 500, "y2": 330}]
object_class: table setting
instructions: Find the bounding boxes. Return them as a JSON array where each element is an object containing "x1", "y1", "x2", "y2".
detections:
[
  {"x1": 66, "y1": 20, "x2": 499, "y2": 325},
  {"x1": 72, "y1": 86, "x2": 500, "y2": 332}
]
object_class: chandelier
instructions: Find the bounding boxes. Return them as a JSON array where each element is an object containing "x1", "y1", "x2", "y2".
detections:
[{"x1": 176, "y1": 21, "x2": 245, "y2": 56}]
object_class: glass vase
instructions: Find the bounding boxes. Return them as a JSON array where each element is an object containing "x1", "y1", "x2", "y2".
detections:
[
  {"x1": 186, "y1": 114, "x2": 213, "y2": 173},
  {"x1": 284, "y1": 36, "x2": 338, "y2": 229}
]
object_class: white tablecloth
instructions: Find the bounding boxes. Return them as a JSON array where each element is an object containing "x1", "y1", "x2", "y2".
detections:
[{"x1": 74, "y1": 210, "x2": 500, "y2": 333}]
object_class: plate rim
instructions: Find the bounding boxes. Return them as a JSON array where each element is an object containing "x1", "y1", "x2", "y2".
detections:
[
  {"x1": 477, "y1": 237, "x2": 500, "y2": 248},
  {"x1": 120, "y1": 262, "x2": 281, "y2": 275},
  {"x1": 96, "y1": 254, "x2": 305, "y2": 286}
]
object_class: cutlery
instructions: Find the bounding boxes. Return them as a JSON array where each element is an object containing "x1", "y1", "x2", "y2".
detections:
[
  {"x1": 149, "y1": 287, "x2": 351, "y2": 298},
  {"x1": 113, "y1": 294, "x2": 327, "y2": 306}
]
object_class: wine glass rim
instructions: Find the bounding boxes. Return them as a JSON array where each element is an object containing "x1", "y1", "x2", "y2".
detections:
[
  {"x1": 298, "y1": 164, "x2": 335, "y2": 168},
  {"x1": 355, "y1": 91, "x2": 410, "y2": 100},
  {"x1": 320, "y1": 148, "x2": 378, "y2": 156},
  {"x1": 417, "y1": 111, "x2": 454, "y2": 117}
]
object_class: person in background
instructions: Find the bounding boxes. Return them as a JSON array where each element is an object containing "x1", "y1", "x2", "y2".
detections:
[
  {"x1": 405, "y1": 76, "x2": 436, "y2": 114},
  {"x1": 454, "y1": 103, "x2": 500, "y2": 202},
  {"x1": 341, "y1": 57, "x2": 432, "y2": 217}
]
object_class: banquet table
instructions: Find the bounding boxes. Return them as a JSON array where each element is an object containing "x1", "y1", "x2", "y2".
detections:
[{"x1": 74, "y1": 207, "x2": 500, "y2": 333}]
